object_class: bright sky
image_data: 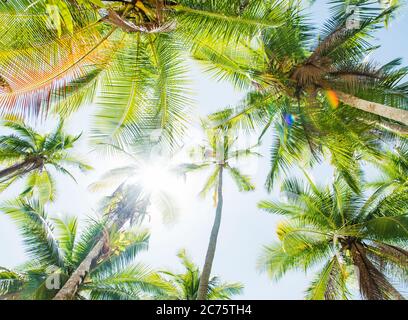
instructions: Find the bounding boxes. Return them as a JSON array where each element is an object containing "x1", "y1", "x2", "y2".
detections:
[{"x1": 0, "y1": 1, "x2": 407, "y2": 300}]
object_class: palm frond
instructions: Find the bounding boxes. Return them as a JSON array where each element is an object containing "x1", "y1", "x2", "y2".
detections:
[
  {"x1": 305, "y1": 256, "x2": 350, "y2": 300},
  {"x1": 227, "y1": 165, "x2": 255, "y2": 191},
  {"x1": 53, "y1": 216, "x2": 78, "y2": 267},
  {"x1": 1, "y1": 199, "x2": 64, "y2": 268}
]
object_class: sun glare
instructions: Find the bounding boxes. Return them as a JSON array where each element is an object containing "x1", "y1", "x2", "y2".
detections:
[{"x1": 138, "y1": 162, "x2": 176, "y2": 193}]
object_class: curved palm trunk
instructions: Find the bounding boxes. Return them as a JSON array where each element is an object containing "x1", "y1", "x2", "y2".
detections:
[
  {"x1": 375, "y1": 121, "x2": 408, "y2": 135},
  {"x1": 0, "y1": 159, "x2": 43, "y2": 187},
  {"x1": 0, "y1": 160, "x2": 39, "y2": 180},
  {"x1": 53, "y1": 237, "x2": 106, "y2": 300},
  {"x1": 0, "y1": 293, "x2": 20, "y2": 300},
  {"x1": 336, "y1": 91, "x2": 408, "y2": 128},
  {"x1": 197, "y1": 166, "x2": 224, "y2": 300},
  {"x1": 53, "y1": 186, "x2": 146, "y2": 300}
]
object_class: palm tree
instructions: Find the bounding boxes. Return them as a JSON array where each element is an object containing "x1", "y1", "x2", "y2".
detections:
[
  {"x1": 54, "y1": 145, "x2": 180, "y2": 300},
  {"x1": 0, "y1": 120, "x2": 91, "y2": 202},
  {"x1": 51, "y1": 147, "x2": 183, "y2": 299},
  {"x1": 200, "y1": 0, "x2": 408, "y2": 190},
  {"x1": 0, "y1": 0, "x2": 283, "y2": 150},
  {"x1": 52, "y1": 183, "x2": 151, "y2": 300},
  {"x1": 204, "y1": 0, "x2": 408, "y2": 126},
  {"x1": 0, "y1": 198, "x2": 166, "y2": 300},
  {"x1": 156, "y1": 249, "x2": 243, "y2": 300},
  {"x1": 179, "y1": 124, "x2": 258, "y2": 300},
  {"x1": 258, "y1": 174, "x2": 408, "y2": 300}
]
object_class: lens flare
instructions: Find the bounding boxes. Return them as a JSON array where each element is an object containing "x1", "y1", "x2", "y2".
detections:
[
  {"x1": 326, "y1": 90, "x2": 339, "y2": 108},
  {"x1": 283, "y1": 113, "x2": 296, "y2": 126}
]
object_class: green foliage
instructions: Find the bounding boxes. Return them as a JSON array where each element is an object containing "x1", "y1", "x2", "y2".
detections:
[
  {"x1": 0, "y1": 199, "x2": 166, "y2": 300},
  {"x1": 91, "y1": 32, "x2": 192, "y2": 150},
  {"x1": 156, "y1": 249, "x2": 243, "y2": 300},
  {"x1": 0, "y1": 0, "x2": 407, "y2": 302},
  {"x1": 0, "y1": 120, "x2": 91, "y2": 203},
  {"x1": 258, "y1": 174, "x2": 408, "y2": 300},
  {"x1": 369, "y1": 139, "x2": 408, "y2": 200},
  {"x1": 180, "y1": 124, "x2": 258, "y2": 201},
  {"x1": 202, "y1": 0, "x2": 408, "y2": 192},
  {"x1": 0, "y1": 0, "x2": 288, "y2": 151},
  {"x1": 1, "y1": 199, "x2": 64, "y2": 268}
]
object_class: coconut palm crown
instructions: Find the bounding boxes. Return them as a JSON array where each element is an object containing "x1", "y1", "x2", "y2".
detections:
[
  {"x1": 156, "y1": 249, "x2": 243, "y2": 300},
  {"x1": 203, "y1": 0, "x2": 408, "y2": 192},
  {"x1": 178, "y1": 123, "x2": 258, "y2": 299},
  {"x1": 0, "y1": 120, "x2": 91, "y2": 202},
  {"x1": 258, "y1": 174, "x2": 408, "y2": 300},
  {"x1": 0, "y1": 0, "x2": 283, "y2": 150}
]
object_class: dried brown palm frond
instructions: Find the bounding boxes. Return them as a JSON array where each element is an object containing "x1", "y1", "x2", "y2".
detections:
[
  {"x1": 365, "y1": 242, "x2": 408, "y2": 284},
  {"x1": 324, "y1": 256, "x2": 348, "y2": 300},
  {"x1": 102, "y1": 9, "x2": 176, "y2": 33},
  {"x1": 350, "y1": 242, "x2": 405, "y2": 300}
]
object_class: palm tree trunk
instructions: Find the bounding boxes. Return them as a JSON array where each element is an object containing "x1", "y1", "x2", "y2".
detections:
[
  {"x1": 0, "y1": 160, "x2": 30, "y2": 179},
  {"x1": 357, "y1": 117, "x2": 408, "y2": 135},
  {"x1": 0, "y1": 292, "x2": 20, "y2": 300},
  {"x1": 375, "y1": 121, "x2": 408, "y2": 135},
  {"x1": 197, "y1": 166, "x2": 224, "y2": 300},
  {"x1": 0, "y1": 159, "x2": 43, "y2": 185},
  {"x1": 53, "y1": 237, "x2": 106, "y2": 300},
  {"x1": 335, "y1": 91, "x2": 408, "y2": 128}
]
